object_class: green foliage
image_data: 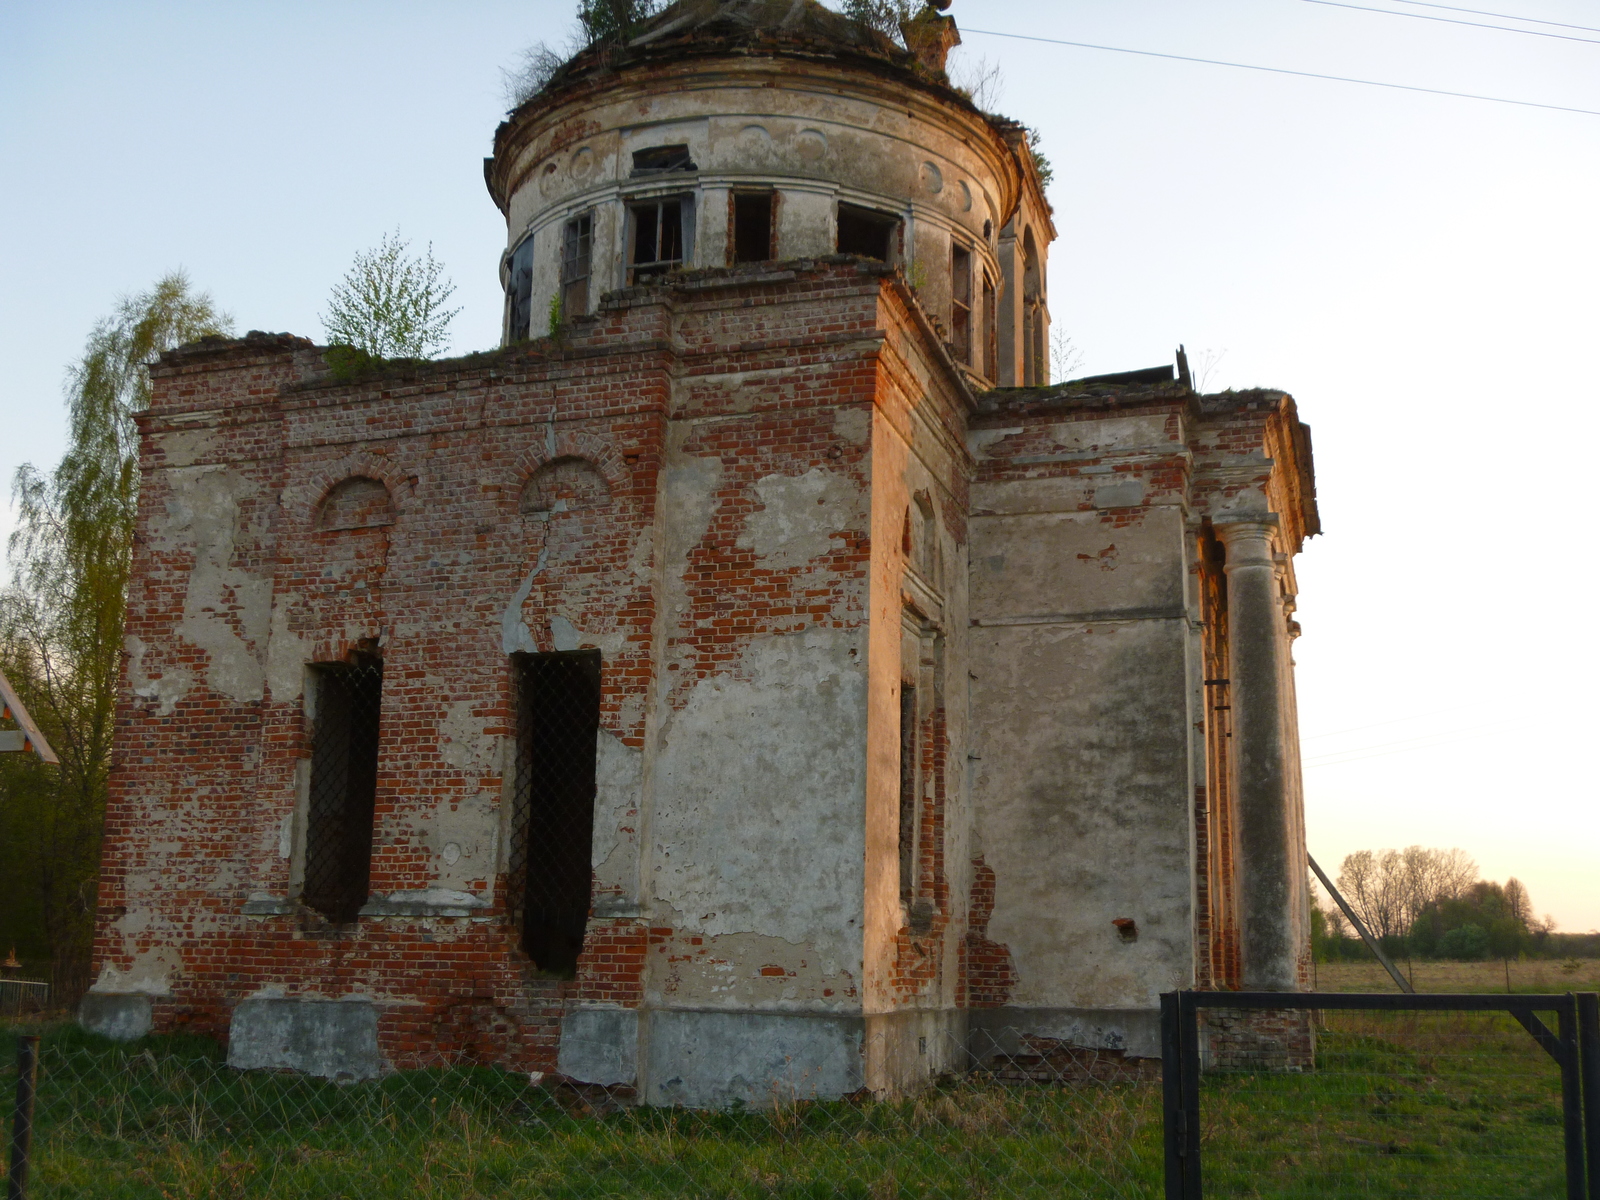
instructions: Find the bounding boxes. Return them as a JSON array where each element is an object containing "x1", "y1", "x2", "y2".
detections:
[
  {"x1": 1437, "y1": 923, "x2": 1492, "y2": 961},
  {"x1": 841, "y1": 0, "x2": 915, "y2": 43},
  {"x1": 1026, "y1": 126, "x2": 1055, "y2": 191},
  {"x1": 547, "y1": 292, "x2": 564, "y2": 339},
  {"x1": 577, "y1": 0, "x2": 664, "y2": 44},
  {"x1": 2, "y1": 274, "x2": 231, "y2": 998},
  {"x1": 321, "y1": 230, "x2": 460, "y2": 361}
]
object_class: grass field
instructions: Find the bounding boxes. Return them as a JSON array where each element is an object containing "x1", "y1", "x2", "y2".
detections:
[
  {"x1": 4, "y1": 960, "x2": 1590, "y2": 1198},
  {"x1": 1314, "y1": 957, "x2": 1600, "y2": 995}
]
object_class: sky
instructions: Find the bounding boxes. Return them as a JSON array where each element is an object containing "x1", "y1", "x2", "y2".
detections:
[{"x1": 2, "y1": 1, "x2": 1596, "y2": 930}]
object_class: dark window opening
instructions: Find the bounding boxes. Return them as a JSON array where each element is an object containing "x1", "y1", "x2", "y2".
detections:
[
  {"x1": 629, "y1": 199, "x2": 686, "y2": 284},
  {"x1": 507, "y1": 237, "x2": 535, "y2": 343},
  {"x1": 303, "y1": 658, "x2": 383, "y2": 923},
  {"x1": 950, "y1": 244, "x2": 973, "y2": 364},
  {"x1": 898, "y1": 681, "x2": 918, "y2": 907},
  {"x1": 510, "y1": 650, "x2": 601, "y2": 976},
  {"x1": 982, "y1": 273, "x2": 998, "y2": 381},
  {"x1": 732, "y1": 192, "x2": 775, "y2": 264},
  {"x1": 631, "y1": 144, "x2": 696, "y2": 175},
  {"x1": 837, "y1": 204, "x2": 899, "y2": 262},
  {"x1": 561, "y1": 213, "x2": 593, "y2": 319}
]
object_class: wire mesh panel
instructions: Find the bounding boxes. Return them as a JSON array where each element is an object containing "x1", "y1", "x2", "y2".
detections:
[
  {"x1": 1164, "y1": 992, "x2": 1591, "y2": 1200},
  {"x1": 302, "y1": 658, "x2": 383, "y2": 923},
  {"x1": 9, "y1": 1022, "x2": 1166, "y2": 1199},
  {"x1": 508, "y1": 650, "x2": 601, "y2": 975}
]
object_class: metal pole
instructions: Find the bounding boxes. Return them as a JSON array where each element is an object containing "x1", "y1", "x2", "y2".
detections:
[
  {"x1": 1178, "y1": 992, "x2": 1204, "y2": 1200},
  {"x1": 1308, "y1": 854, "x2": 1413, "y2": 994},
  {"x1": 1161, "y1": 993, "x2": 1185, "y2": 1200},
  {"x1": 7, "y1": 1035, "x2": 39, "y2": 1200},
  {"x1": 1578, "y1": 993, "x2": 1600, "y2": 1200},
  {"x1": 1561, "y1": 1000, "x2": 1586, "y2": 1200}
]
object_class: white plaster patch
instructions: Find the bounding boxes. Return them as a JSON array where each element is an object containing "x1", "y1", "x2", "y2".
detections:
[
  {"x1": 94, "y1": 947, "x2": 182, "y2": 996},
  {"x1": 650, "y1": 630, "x2": 867, "y2": 970},
  {"x1": 832, "y1": 405, "x2": 871, "y2": 446},
  {"x1": 438, "y1": 700, "x2": 495, "y2": 774},
  {"x1": 278, "y1": 814, "x2": 294, "y2": 860},
  {"x1": 736, "y1": 467, "x2": 860, "y2": 570},
  {"x1": 265, "y1": 602, "x2": 310, "y2": 702},
  {"x1": 593, "y1": 727, "x2": 643, "y2": 873},
  {"x1": 423, "y1": 791, "x2": 497, "y2": 891},
  {"x1": 550, "y1": 614, "x2": 581, "y2": 652},
  {"x1": 125, "y1": 634, "x2": 192, "y2": 715},
  {"x1": 154, "y1": 428, "x2": 219, "y2": 468},
  {"x1": 501, "y1": 543, "x2": 548, "y2": 655},
  {"x1": 161, "y1": 466, "x2": 271, "y2": 703}
]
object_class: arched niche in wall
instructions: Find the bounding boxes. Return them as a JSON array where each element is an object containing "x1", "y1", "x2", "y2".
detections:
[
  {"x1": 520, "y1": 456, "x2": 612, "y2": 519},
  {"x1": 316, "y1": 476, "x2": 396, "y2": 531}
]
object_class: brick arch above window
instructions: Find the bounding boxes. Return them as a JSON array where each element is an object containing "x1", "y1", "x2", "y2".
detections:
[
  {"x1": 293, "y1": 454, "x2": 414, "y2": 531},
  {"x1": 316, "y1": 476, "x2": 396, "y2": 531},
  {"x1": 521, "y1": 456, "x2": 611, "y2": 517},
  {"x1": 506, "y1": 430, "x2": 628, "y2": 513}
]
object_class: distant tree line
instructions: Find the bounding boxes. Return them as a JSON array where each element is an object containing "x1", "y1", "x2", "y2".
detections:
[{"x1": 1311, "y1": 845, "x2": 1586, "y2": 964}]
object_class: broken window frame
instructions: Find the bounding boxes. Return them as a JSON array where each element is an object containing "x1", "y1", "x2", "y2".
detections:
[
  {"x1": 898, "y1": 609, "x2": 944, "y2": 935},
  {"x1": 950, "y1": 243, "x2": 973, "y2": 365},
  {"x1": 627, "y1": 195, "x2": 694, "y2": 285},
  {"x1": 731, "y1": 190, "x2": 777, "y2": 265},
  {"x1": 560, "y1": 211, "x2": 593, "y2": 319},
  {"x1": 630, "y1": 143, "x2": 696, "y2": 176},
  {"x1": 506, "y1": 233, "x2": 536, "y2": 343},
  {"x1": 301, "y1": 656, "x2": 384, "y2": 924},
  {"x1": 507, "y1": 649, "x2": 603, "y2": 977},
  {"x1": 836, "y1": 202, "x2": 901, "y2": 263}
]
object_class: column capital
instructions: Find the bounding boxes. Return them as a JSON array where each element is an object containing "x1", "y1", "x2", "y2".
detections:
[{"x1": 1215, "y1": 517, "x2": 1280, "y2": 567}]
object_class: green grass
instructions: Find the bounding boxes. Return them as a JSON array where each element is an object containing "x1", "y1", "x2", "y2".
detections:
[{"x1": 1, "y1": 1010, "x2": 1572, "y2": 1199}]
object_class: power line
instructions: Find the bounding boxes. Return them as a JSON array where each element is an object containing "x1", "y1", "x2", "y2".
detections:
[
  {"x1": 962, "y1": 27, "x2": 1600, "y2": 118},
  {"x1": 1300, "y1": 0, "x2": 1600, "y2": 46},
  {"x1": 1390, "y1": 0, "x2": 1600, "y2": 35}
]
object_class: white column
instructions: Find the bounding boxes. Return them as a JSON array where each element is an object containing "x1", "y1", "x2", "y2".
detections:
[{"x1": 1219, "y1": 519, "x2": 1299, "y2": 992}]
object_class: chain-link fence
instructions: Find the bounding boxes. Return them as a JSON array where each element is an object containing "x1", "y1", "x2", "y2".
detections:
[
  {"x1": 3, "y1": 1023, "x2": 1164, "y2": 1199},
  {"x1": 1163, "y1": 991, "x2": 1600, "y2": 1199}
]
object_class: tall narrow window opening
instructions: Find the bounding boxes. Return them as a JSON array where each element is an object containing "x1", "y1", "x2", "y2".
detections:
[
  {"x1": 732, "y1": 192, "x2": 775, "y2": 264},
  {"x1": 507, "y1": 236, "x2": 535, "y2": 343},
  {"x1": 629, "y1": 199, "x2": 687, "y2": 284},
  {"x1": 303, "y1": 657, "x2": 383, "y2": 922},
  {"x1": 898, "y1": 680, "x2": 919, "y2": 909},
  {"x1": 510, "y1": 650, "x2": 602, "y2": 975},
  {"x1": 837, "y1": 203, "x2": 899, "y2": 261},
  {"x1": 982, "y1": 273, "x2": 998, "y2": 381},
  {"x1": 561, "y1": 213, "x2": 593, "y2": 318},
  {"x1": 950, "y1": 244, "x2": 973, "y2": 364}
]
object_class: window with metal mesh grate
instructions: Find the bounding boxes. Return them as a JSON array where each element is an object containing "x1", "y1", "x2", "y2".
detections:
[
  {"x1": 508, "y1": 650, "x2": 601, "y2": 976},
  {"x1": 303, "y1": 658, "x2": 383, "y2": 923}
]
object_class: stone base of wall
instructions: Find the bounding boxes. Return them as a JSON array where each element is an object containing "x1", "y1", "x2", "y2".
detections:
[
  {"x1": 977, "y1": 1037, "x2": 1162, "y2": 1084},
  {"x1": 1200, "y1": 1006, "x2": 1315, "y2": 1072}
]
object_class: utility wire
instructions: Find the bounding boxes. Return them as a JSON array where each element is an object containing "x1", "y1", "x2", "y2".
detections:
[
  {"x1": 1390, "y1": 0, "x2": 1600, "y2": 35},
  {"x1": 962, "y1": 27, "x2": 1600, "y2": 118},
  {"x1": 1300, "y1": 0, "x2": 1600, "y2": 46}
]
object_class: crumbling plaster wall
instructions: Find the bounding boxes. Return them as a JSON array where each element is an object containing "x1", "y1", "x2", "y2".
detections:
[{"x1": 964, "y1": 398, "x2": 1201, "y2": 1062}]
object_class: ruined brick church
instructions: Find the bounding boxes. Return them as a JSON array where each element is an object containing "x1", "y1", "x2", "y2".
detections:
[{"x1": 84, "y1": 0, "x2": 1319, "y2": 1103}]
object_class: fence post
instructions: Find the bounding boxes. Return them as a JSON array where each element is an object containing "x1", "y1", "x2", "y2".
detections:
[
  {"x1": 1178, "y1": 992, "x2": 1203, "y2": 1200},
  {"x1": 1579, "y1": 993, "x2": 1600, "y2": 1200},
  {"x1": 7, "y1": 1035, "x2": 39, "y2": 1200},
  {"x1": 1161, "y1": 993, "x2": 1184, "y2": 1200},
  {"x1": 1561, "y1": 999, "x2": 1586, "y2": 1200}
]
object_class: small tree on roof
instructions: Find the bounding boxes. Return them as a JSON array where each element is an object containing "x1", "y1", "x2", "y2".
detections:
[{"x1": 322, "y1": 230, "x2": 460, "y2": 362}]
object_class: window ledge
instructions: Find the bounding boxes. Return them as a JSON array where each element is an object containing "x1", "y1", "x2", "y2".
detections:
[
  {"x1": 360, "y1": 890, "x2": 491, "y2": 919},
  {"x1": 242, "y1": 898, "x2": 297, "y2": 916},
  {"x1": 679, "y1": 270, "x2": 796, "y2": 292}
]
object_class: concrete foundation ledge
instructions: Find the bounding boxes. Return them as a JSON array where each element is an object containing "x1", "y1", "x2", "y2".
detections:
[
  {"x1": 79, "y1": 992, "x2": 155, "y2": 1042},
  {"x1": 645, "y1": 1009, "x2": 865, "y2": 1109},
  {"x1": 227, "y1": 997, "x2": 384, "y2": 1081},
  {"x1": 967, "y1": 1006, "x2": 1162, "y2": 1060},
  {"x1": 558, "y1": 1006, "x2": 640, "y2": 1087}
]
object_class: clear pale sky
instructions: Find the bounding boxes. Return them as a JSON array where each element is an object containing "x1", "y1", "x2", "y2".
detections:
[{"x1": 2, "y1": 2, "x2": 1596, "y2": 930}]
